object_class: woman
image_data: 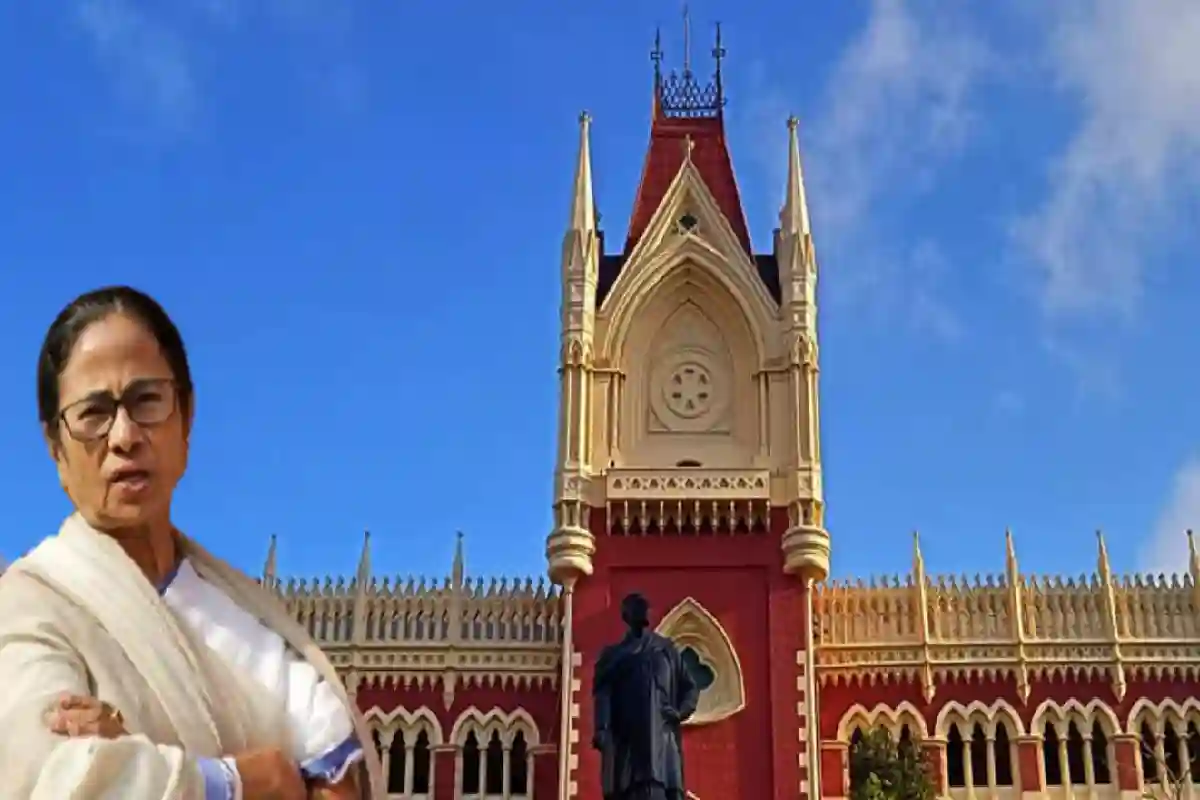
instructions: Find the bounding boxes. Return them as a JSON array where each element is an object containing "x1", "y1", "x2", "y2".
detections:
[{"x1": 0, "y1": 286, "x2": 383, "y2": 799}]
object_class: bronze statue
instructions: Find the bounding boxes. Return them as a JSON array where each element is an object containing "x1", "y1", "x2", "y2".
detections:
[{"x1": 592, "y1": 593, "x2": 699, "y2": 800}]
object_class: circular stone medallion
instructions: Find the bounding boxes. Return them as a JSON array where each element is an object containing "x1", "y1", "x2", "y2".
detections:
[
  {"x1": 649, "y1": 349, "x2": 728, "y2": 431},
  {"x1": 663, "y1": 362, "x2": 714, "y2": 419}
]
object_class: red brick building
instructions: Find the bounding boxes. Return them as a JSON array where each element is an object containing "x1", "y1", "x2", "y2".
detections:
[{"x1": 269, "y1": 28, "x2": 1200, "y2": 800}]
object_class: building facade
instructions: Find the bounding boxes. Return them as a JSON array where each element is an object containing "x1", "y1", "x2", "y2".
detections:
[{"x1": 266, "y1": 29, "x2": 1200, "y2": 800}]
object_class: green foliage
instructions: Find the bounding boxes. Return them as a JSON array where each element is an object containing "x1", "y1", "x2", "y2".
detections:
[{"x1": 848, "y1": 728, "x2": 937, "y2": 800}]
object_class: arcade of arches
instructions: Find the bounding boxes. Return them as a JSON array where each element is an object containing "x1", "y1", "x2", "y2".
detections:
[{"x1": 833, "y1": 698, "x2": 1200, "y2": 799}]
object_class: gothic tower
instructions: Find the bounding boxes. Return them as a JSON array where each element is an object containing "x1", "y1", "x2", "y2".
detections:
[{"x1": 545, "y1": 24, "x2": 829, "y2": 799}]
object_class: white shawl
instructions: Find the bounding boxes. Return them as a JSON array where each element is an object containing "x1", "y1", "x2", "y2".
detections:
[
  {"x1": 5, "y1": 514, "x2": 384, "y2": 799},
  {"x1": 162, "y1": 558, "x2": 360, "y2": 781}
]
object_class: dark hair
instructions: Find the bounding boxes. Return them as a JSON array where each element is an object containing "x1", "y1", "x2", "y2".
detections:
[
  {"x1": 37, "y1": 286, "x2": 194, "y2": 435},
  {"x1": 620, "y1": 593, "x2": 650, "y2": 628}
]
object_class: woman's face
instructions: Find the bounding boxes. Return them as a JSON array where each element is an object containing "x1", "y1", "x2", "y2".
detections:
[{"x1": 48, "y1": 312, "x2": 191, "y2": 533}]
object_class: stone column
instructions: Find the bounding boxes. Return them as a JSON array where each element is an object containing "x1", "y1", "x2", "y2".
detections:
[{"x1": 377, "y1": 728, "x2": 395, "y2": 792}]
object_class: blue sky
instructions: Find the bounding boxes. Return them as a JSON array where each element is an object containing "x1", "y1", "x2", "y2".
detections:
[{"x1": 0, "y1": 0, "x2": 1197, "y2": 584}]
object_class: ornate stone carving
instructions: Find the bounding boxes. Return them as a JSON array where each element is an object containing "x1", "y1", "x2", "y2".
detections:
[
  {"x1": 606, "y1": 468, "x2": 770, "y2": 500},
  {"x1": 661, "y1": 360, "x2": 714, "y2": 419},
  {"x1": 811, "y1": 532, "x2": 1200, "y2": 701},
  {"x1": 656, "y1": 597, "x2": 746, "y2": 726},
  {"x1": 649, "y1": 346, "x2": 730, "y2": 433}
]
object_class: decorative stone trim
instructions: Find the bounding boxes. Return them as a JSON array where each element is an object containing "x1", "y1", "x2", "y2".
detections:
[
  {"x1": 656, "y1": 597, "x2": 745, "y2": 726},
  {"x1": 606, "y1": 468, "x2": 770, "y2": 500}
]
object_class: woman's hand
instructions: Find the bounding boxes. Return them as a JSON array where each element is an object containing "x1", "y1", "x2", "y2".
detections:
[
  {"x1": 307, "y1": 769, "x2": 361, "y2": 799},
  {"x1": 308, "y1": 779, "x2": 359, "y2": 799},
  {"x1": 235, "y1": 748, "x2": 307, "y2": 800},
  {"x1": 44, "y1": 693, "x2": 127, "y2": 738}
]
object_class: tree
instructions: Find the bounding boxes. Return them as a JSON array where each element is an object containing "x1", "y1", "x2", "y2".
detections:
[
  {"x1": 1137, "y1": 743, "x2": 1192, "y2": 800},
  {"x1": 848, "y1": 728, "x2": 937, "y2": 800}
]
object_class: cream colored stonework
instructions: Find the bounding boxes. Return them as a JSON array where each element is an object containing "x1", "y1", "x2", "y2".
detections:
[
  {"x1": 546, "y1": 114, "x2": 830, "y2": 585},
  {"x1": 655, "y1": 597, "x2": 747, "y2": 727}
]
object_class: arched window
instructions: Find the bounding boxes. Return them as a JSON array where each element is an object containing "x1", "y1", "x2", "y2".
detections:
[
  {"x1": 946, "y1": 724, "x2": 966, "y2": 787},
  {"x1": 995, "y1": 722, "x2": 1014, "y2": 786},
  {"x1": 1091, "y1": 723, "x2": 1110, "y2": 785},
  {"x1": 372, "y1": 724, "x2": 435, "y2": 798},
  {"x1": 461, "y1": 731, "x2": 481, "y2": 795},
  {"x1": 847, "y1": 729, "x2": 866, "y2": 795},
  {"x1": 412, "y1": 730, "x2": 432, "y2": 796},
  {"x1": 387, "y1": 730, "x2": 407, "y2": 794},
  {"x1": 1042, "y1": 716, "x2": 1112, "y2": 789},
  {"x1": 510, "y1": 730, "x2": 530, "y2": 797},
  {"x1": 1166, "y1": 723, "x2": 1183, "y2": 779},
  {"x1": 1044, "y1": 723, "x2": 1063, "y2": 786},
  {"x1": 969, "y1": 724, "x2": 989, "y2": 788},
  {"x1": 945, "y1": 721, "x2": 1014, "y2": 790},
  {"x1": 485, "y1": 731, "x2": 505, "y2": 795},
  {"x1": 1138, "y1": 715, "x2": 1200, "y2": 785}
]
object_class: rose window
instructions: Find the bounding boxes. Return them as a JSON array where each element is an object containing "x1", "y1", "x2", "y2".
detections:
[{"x1": 663, "y1": 363, "x2": 713, "y2": 419}]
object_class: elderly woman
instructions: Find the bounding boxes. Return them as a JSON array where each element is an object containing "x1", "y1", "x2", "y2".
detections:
[{"x1": 0, "y1": 287, "x2": 383, "y2": 799}]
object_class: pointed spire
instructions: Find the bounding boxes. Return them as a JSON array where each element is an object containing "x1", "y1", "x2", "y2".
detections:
[
  {"x1": 263, "y1": 534, "x2": 277, "y2": 584},
  {"x1": 1188, "y1": 530, "x2": 1199, "y2": 577},
  {"x1": 569, "y1": 111, "x2": 596, "y2": 233},
  {"x1": 682, "y1": 2, "x2": 692, "y2": 74},
  {"x1": 781, "y1": 116, "x2": 812, "y2": 236},
  {"x1": 1096, "y1": 529, "x2": 1112, "y2": 581},
  {"x1": 712, "y1": 23, "x2": 726, "y2": 99},
  {"x1": 356, "y1": 530, "x2": 371, "y2": 584},
  {"x1": 911, "y1": 531, "x2": 925, "y2": 580},
  {"x1": 1004, "y1": 528, "x2": 1018, "y2": 576},
  {"x1": 452, "y1": 531, "x2": 465, "y2": 590}
]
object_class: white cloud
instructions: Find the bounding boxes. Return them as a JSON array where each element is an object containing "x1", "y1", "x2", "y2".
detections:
[
  {"x1": 1013, "y1": 0, "x2": 1200, "y2": 320},
  {"x1": 779, "y1": 0, "x2": 989, "y2": 339},
  {"x1": 76, "y1": 0, "x2": 199, "y2": 134},
  {"x1": 1141, "y1": 458, "x2": 1200, "y2": 576},
  {"x1": 808, "y1": 0, "x2": 987, "y2": 236},
  {"x1": 74, "y1": 0, "x2": 362, "y2": 136}
]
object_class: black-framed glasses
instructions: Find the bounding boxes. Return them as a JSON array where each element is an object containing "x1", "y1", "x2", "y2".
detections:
[{"x1": 58, "y1": 378, "x2": 178, "y2": 443}]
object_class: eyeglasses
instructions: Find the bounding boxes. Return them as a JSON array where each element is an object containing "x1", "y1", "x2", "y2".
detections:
[{"x1": 58, "y1": 378, "x2": 179, "y2": 443}]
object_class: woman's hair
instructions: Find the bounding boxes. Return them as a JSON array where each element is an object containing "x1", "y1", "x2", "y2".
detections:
[{"x1": 37, "y1": 286, "x2": 194, "y2": 435}]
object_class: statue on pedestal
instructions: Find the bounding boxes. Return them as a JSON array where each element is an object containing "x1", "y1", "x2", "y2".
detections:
[{"x1": 592, "y1": 593, "x2": 699, "y2": 800}]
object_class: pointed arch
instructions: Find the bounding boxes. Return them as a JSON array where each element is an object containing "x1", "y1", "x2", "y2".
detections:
[
  {"x1": 837, "y1": 702, "x2": 929, "y2": 742},
  {"x1": 1127, "y1": 697, "x2": 1200, "y2": 733},
  {"x1": 449, "y1": 706, "x2": 541, "y2": 748},
  {"x1": 1031, "y1": 698, "x2": 1120, "y2": 734},
  {"x1": 362, "y1": 705, "x2": 445, "y2": 745},
  {"x1": 605, "y1": 253, "x2": 766, "y2": 469},
  {"x1": 620, "y1": 158, "x2": 759, "y2": 295},
  {"x1": 602, "y1": 237, "x2": 775, "y2": 370},
  {"x1": 504, "y1": 707, "x2": 541, "y2": 747},
  {"x1": 935, "y1": 699, "x2": 1026, "y2": 738},
  {"x1": 655, "y1": 597, "x2": 745, "y2": 726}
]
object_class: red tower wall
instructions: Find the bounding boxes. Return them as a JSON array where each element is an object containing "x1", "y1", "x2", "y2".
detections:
[{"x1": 571, "y1": 506, "x2": 805, "y2": 800}]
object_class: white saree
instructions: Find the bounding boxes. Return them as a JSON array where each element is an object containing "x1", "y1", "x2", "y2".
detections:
[{"x1": 0, "y1": 514, "x2": 384, "y2": 799}]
